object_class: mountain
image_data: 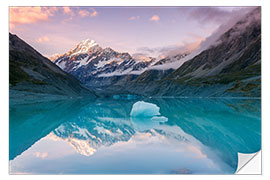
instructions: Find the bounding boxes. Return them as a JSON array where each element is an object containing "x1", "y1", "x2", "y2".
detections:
[
  {"x1": 53, "y1": 39, "x2": 148, "y2": 88},
  {"x1": 9, "y1": 33, "x2": 97, "y2": 102},
  {"x1": 53, "y1": 39, "x2": 188, "y2": 88},
  {"x1": 104, "y1": 7, "x2": 261, "y2": 97},
  {"x1": 51, "y1": 8, "x2": 260, "y2": 97}
]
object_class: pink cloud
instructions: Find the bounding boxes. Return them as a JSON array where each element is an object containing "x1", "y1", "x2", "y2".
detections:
[
  {"x1": 9, "y1": 7, "x2": 58, "y2": 29},
  {"x1": 129, "y1": 16, "x2": 140, "y2": 20},
  {"x1": 62, "y1": 7, "x2": 75, "y2": 16},
  {"x1": 78, "y1": 8, "x2": 98, "y2": 17},
  {"x1": 149, "y1": 15, "x2": 160, "y2": 22},
  {"x1": 36, "y1": 36, "x2": 50, "y2": 43}
]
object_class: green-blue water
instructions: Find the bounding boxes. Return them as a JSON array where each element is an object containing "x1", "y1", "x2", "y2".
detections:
[{"x1": 9, "y1": 97, "x2": 261, "y2": 174}]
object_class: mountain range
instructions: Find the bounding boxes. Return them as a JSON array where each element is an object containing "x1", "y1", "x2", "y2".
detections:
[
  {"x1": 50, "y1": 7, "x2": 261, "y2": 97},
  {"x1": 51, "y1": 39, "x2": 188, "y2": 88},
  {"x1": 9, "y1": 7, "x2": 261, "y2": 98}
]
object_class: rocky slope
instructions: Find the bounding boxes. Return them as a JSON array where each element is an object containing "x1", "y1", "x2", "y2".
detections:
[{"x1": 9, "y1": 33, "x2": 97, "y2": 100}]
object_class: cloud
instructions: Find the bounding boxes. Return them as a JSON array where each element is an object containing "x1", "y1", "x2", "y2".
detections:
[
  {"x1": 182, "y1": 7, "x2": 253, "y2": 25},
  {"x1": 9, "y1": 7, "x2": 58, "y2": 29},
  {"x1": 62, "y1": 7, "x2": 75, "y2": 16},
  {"x1": 151, "y1": 7, "x2": 257, "y2": 70},
  {"x1": 78, "y1": 8, "x2": 98, "y2": 17},
  {"x1": 129, "y1": 16, "x2": 140, "y2": 20},
  {"x1": 163, "y1": 40, "x2": 204, "y2": 57},
  {"x1": 132, "y1": 53, "x2": 153, "y2": 62},
  {"x1": 136, "y1": 38, "x2": 203, "y2": 58},
  {"x1": 9, "y1": 7, "x2": 98, "y2": 29},
  {"x1": 137, "y1": 47, "x2": 155, "y2": 54},
  {"x1": 36, "y1": 36, "x2": 50, "y2": 43},
  {"x1": 149, "y1": 15, "x2": 160, "y2": 22}
]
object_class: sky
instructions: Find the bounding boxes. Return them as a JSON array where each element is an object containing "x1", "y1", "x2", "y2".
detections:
[{"x1": 9, "y1": 7, "x2": 254, "y2": 58}]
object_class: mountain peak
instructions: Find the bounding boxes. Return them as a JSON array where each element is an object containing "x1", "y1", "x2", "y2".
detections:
[
  {"x1": 68, "y1": 38, "x2": 100, "y2": 56},
  {"x1": 79, "y1": 38, "x2": 97, "y2": 47}
]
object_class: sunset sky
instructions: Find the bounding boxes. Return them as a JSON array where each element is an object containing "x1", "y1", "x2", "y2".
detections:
[{"x1": 9, "y1": 7, "x2": 253, "y2": 58}]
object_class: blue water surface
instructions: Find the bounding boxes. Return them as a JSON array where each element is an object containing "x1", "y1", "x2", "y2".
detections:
[{"x1": 9, "y1": 97, "x2": 261, "y2": 174}]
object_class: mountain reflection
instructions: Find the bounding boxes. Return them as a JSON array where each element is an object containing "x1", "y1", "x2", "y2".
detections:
[{"x1": 9, "y1": 97, "x2": 261, "y2": 174}]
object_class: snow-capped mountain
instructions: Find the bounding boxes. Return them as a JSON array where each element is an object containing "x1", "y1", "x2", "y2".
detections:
[
  {"x1": 53, "y1": 39, "x2": 188, "y2": 88},
  {"x1": 54, "y1": 40, "x2": 152, "y2": 77},
  {"x1": 51, "y1": 8, "x2": 260, "y2": 97}
]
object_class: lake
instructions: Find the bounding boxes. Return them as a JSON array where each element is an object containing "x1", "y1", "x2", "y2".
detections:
[{"x1": 9, "y1": 97, "x2": 261, "y2": 174}]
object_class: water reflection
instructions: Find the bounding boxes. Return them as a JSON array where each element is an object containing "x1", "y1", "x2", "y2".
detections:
[{"x1": 9, "y1": 98, "x2": 261, "y2": 174}]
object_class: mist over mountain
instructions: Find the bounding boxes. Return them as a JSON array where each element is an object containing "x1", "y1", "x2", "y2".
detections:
[{"x1": 90, "y1": 7, "x2": 261, "y2": 97}]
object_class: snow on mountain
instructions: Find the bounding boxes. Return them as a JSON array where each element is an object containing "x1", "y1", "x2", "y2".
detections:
[
  {"x1": 52, "y1": 40, "x2": 163, "y2": 87},
  {"x1": 51, "y1": 35, "x2": 202, "y2": 89},
  {"x1": 53, "y1": 36, "x2": 191, "y2": 80},
  {"x1": 51, "y1": 36, "x2": 192, "y2": 74},
  {"x1": 69, "y1": 39, "x2": 99, "y2": 57}
]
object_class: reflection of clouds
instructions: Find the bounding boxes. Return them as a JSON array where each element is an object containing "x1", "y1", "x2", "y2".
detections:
[
  {"x1": 33, "y1": 152, "x2": 48, "y2": 159},
  {"x1": 105, "y1": 127, "x2": 210, "y2": 163},
  {"x1": 187, "y1": 145, "x2": 207, "y2": 159},
  {"x1": 109, "y1": 130, "x2": 166, "y2": 150}
]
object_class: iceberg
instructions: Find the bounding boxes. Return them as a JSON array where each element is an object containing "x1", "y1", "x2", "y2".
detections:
[
  {"x1": 130, "y1": 101, "x2": 168, "y2": 131},
  {"x1": 130, "y1": 101, "x2": 160, "y2": 117}
]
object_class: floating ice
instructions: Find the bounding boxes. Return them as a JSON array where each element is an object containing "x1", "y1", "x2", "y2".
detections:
[
  {"x1": 130, "y1": 101, "x2": 168, "y2": 131},
  {"x1": 130, "y1": 101, "x2": 160, "y2": 117}
]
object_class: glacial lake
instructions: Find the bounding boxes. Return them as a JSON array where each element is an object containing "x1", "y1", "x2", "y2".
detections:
[{"x1": 9, "y1": 97, "x2": 261, "y2": 174}]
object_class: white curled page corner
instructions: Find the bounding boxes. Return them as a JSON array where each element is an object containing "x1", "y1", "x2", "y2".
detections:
[{"x1": 235, "y1": 150, "x2": 261, "y2": 174}]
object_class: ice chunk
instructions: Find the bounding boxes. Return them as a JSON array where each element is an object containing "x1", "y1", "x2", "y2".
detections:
[
  {"x1": 130, "y1": 101, "x2": 168, "y2": 131},
  {"x1": 130, "y1": 101, "x2": 160, "y2": 117}
]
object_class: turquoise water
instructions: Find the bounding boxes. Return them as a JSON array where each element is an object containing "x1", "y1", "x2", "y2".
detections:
[{"x1": 9, "y1": 97, "x2": 261, "y2": 174}]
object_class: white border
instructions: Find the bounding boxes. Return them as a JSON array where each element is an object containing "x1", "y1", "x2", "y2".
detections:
[{"x1": 1, "y1": 0, "x2": 269, "y2": 180}]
